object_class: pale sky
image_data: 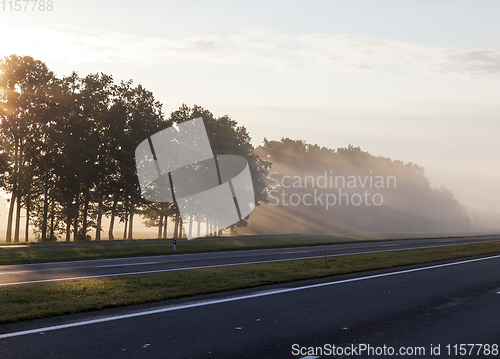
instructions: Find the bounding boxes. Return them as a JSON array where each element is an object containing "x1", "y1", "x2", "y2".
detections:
[{"x1": 1, "y1": 0, "x2": 500, "y2": 215}]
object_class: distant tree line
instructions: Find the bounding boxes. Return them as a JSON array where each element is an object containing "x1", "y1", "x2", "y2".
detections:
[
  {"x1": 239, "y1": 138, "x2": 470, "y2": 235},
  {"x1": 0, "y1": 55, "x2": 269, "y2": 242}
]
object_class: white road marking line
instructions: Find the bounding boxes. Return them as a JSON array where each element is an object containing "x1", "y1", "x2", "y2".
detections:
[
  {"x1": 0, "y1": 240, "x2": 497, "y2": 286},
  {"x1": 1, "y1": 254, "x2": 500, "y2": 339},
  {"x1": 278, "y1": 251, "x2": 312, "y2": 254},
  {"x1": 95, "y1": 262, "x2": 159, "y2": 268}
]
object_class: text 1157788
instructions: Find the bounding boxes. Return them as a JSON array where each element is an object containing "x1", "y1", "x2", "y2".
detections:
[{"x1": 2, "y1": 0, "x2": 53, "y2": 11}]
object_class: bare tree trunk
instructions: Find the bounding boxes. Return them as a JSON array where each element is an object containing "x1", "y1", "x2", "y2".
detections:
[
  {"x1": 178, "y1": 216, "x2": 184, "y2": 239},
  {"x1": 82, "y1": 197, "x2": 89, "y2": 240},
  {"x1": 127, "y1": 208, "x2": 133, "y2": 240},
  {"x1": 188, "y1": 216, "x2": 193, "y2": 239},
  {"x1": 197, "y1": 217, "x2": 201, "y2": 238},
  {"x1": 173, "y1": 213, "x2": 179, "y2": 238},
  {"x1": 65, "y1": 209, "x2": 71, "y2": 242},
  {"x1": 108, "y1": 198, "x2": 117, "y2": 241},
  {"x1": 49, "y1": 197, "x2": 55, "y2": 241},
  {"x1": 14, "y1": 190, "x2": 21, "y2": 243},
  {"x1": 158, "y1": 214, "x2": 163, "y2": 239},
  {"x1": 66, "y1": 200, "x2": 72, "y2": 241},
  {"x1": 95, "y1": 198, "x2": 103, "y2": 241},
  {"x1": 163, "y1": 215, "x2": 168, "y2": 238},
  {"x1": 122, "y1": 220, "x2": 128, "y2": 239},
  {"x1": 123, "y1": 214, "x2": 128, "y2": 240},
  {"x1": 14, "y1": 145, "x2": 24, "y2": 243},
  {"x1": 6, "y1": 191, "x2": 15, "y2": 243},
  {"x1": 73, "y1": 195, "x2": 80, "y2": 241},
  {"x1": 73, "y1": 196, "x2": 79, "y2": 241},
  {"x1": 25, "y1": 194, "x2": 30, "y2": 242},
  {"x1": 24, "y1": 170, "x2": 32, "y2": 242},
  {"x1": 108, "y1": 216, "x2": 115, "y2": 240},
  {"x1": 41, "y1": 182, "x2": 49, "y2": 242},
  {"x1": 7, "y1": 139, "x2": 19, "y2": 243}
]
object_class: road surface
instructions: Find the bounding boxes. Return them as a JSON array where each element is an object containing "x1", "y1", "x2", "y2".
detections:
[
  {"x1": 0, "y1": 235, "x2": 499, "y2": 286},
  {"x1": 0, "y1": 253, "x2": 499, "y2": 358}
]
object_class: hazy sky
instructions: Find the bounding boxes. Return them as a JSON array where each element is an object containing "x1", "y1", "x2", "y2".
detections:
[{"x1": 1, "y1": 0, "x2": 500, "y2": 212}]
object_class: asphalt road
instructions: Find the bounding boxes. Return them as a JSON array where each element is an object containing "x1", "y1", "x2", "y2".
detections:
[
  {"x1": 1, "y1": 253, "x2": 499, "y2": 358},
  {"x1": 0, "y1": 235, "x2": 499, "y2": 286}
]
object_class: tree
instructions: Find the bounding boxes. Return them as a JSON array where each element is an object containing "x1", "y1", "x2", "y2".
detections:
[
  {"x1": 0, "y1": 55, "x2": 58, "y2": 242},
  {"x1": 115, "y1": 82, "x2": 165, "y2": 240}
]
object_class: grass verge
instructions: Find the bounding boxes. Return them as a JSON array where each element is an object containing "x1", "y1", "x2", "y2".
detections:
[{"x1": 1, "y1": 241, "x2": 500, "y2": 324}]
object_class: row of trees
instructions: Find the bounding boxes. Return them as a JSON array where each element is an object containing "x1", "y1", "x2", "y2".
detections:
[
  {"x1": 0, "y1": 55, "x2": 269, "y2": 242},
  {"x1": 0, "y1": 54, "x2": 469, "y2": 241}
]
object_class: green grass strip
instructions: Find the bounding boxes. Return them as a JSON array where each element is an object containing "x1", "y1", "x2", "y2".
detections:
[{"x1": 1, "y1": 241, "x2": 500, "y2": 324}]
